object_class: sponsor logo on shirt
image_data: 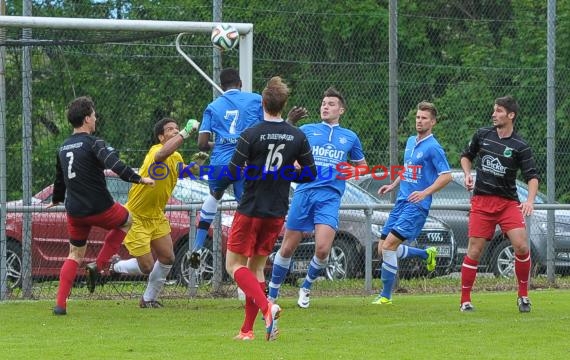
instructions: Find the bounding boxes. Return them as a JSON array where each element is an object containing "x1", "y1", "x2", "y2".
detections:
[{"x1": 481, "y1": 155, "x2": 507, "y2": 176}]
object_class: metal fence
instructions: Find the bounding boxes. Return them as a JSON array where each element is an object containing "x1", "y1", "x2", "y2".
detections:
[{"x1": 2, "y1": 1, "x2": 570, "y2": 301}]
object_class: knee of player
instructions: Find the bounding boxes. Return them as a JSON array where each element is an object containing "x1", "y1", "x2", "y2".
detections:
[
  {"x1": 160, "y1": 254, "x2": 175, "y2": 266},
  {"x1": 212, "y1": 191, "x2": 225, "y2": 200}
]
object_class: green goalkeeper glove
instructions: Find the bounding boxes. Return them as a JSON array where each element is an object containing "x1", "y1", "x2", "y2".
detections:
[
  {"x1": 189, "y1": 151, "x2": 209, "y2": 176},
  {"x1": 179, "y1": 119, "x2": 200, "y2": 139},
  {"x1": 190, "y1": 151, "x2": 209, "y2": 165}
]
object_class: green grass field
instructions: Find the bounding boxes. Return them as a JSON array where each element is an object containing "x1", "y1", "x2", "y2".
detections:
[{"x1": 2, "y1": 289, "x2": 570, "y2": 360}]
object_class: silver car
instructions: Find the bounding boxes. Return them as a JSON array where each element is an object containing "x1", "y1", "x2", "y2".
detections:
[
  {"x1": 353, "y1": 170, "x2": 570, "y2": 277},
  {"x1": 267, "y1": 181, "x2": 456, "y2": 281}
]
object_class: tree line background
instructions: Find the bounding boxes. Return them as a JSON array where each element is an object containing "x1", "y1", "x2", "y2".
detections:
[{"x1": 2, "y1": 0, "x2": 569, "y2": 202}]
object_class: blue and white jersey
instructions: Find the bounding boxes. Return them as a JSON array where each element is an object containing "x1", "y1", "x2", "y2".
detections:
[
  {"x1": 296, "y1": 122, "x2": 365, "y2": 196},
  {"x1": 397, "y1": 134, "x2": 450, "y2": 210},
  {"x1": 199, "y1": 89, "x2": 264, "y2": 166}
]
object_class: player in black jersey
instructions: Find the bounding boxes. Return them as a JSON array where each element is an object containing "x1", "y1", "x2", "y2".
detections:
[
  {"x1": 459, "y1": 95, "x2": 539, "y2": 313},
  {"x1": 47, "y1": 96, "x2": 154, "y2": 315},
  {"x1": 224, "y1": 77, "x2": 316, "y2": 341}
]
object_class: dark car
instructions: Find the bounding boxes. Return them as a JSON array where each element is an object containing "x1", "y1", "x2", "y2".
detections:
[{"x1": 353, "y1": 170, "x2": 570, "y2": 277}]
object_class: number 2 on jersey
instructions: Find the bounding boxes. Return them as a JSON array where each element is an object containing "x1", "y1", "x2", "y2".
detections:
[
  {"x1": 66, "y1": 151, "x2": 76, "y2": 179},
  {"x1": 264, "y1": 143, "x2": 285, "y2": 171}
]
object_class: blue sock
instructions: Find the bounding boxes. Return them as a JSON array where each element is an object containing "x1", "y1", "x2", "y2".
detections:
[
  {"x1": 193, "y1": 195, "x2": 218, "y2": 250},
  {"x1": 301, "y1": 255, "x2": 327, "y2": 290},
  {"x1": 268, "y1": 252, "x2": 291, "y2": 300},
  {"x1": 380, "y1": 249, "x2": 398, "y2": 299},
  {"x1": 397, "y1": 244, "x2": 427, "y2": 260}
]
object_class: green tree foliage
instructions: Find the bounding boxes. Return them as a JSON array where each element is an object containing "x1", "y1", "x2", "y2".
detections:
[{"x1": 2, "y1": 0, "x2": 569, "y2": 200}]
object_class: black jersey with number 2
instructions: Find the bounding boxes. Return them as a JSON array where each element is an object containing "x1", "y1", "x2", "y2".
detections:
[
  {"x1": 461, "y1": 126, "x2": 539, "y2": 201},
  {"x1": 53, "y1": 132, "x2": 142, "y2": 217},
  {"x1": 229, "y1": 120, "x2": 316, "y2": 218}
]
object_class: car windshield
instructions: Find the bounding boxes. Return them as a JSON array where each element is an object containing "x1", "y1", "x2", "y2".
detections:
[
  {"x1": 342, "y1": 182, "x2": 382, "y2": 204},
  {"x1": 517, "y1": 181, "x2": 545, "y2": 204}
]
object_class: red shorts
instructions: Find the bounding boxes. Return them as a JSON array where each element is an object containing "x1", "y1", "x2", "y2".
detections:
[
  {"x1": 67, "y1": 202, "x2": 129, "y2": 241},
  {"x1": 468, "y1": 195, "x2": 525, "y2": 240},
  {"x1": 227, "y1": 212, "x2": 285, "y2": 257}
]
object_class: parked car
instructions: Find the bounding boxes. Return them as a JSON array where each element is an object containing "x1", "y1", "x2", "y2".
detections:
[
  {"x1": 352, "y1": 170, "x2": 570, "y2": 277},
  {"x1": 202, "y1": 181, "x2": 456, "y2": 281},
  {"x1": 3, "y1": 171, "x2": 232, "y2": 289}
]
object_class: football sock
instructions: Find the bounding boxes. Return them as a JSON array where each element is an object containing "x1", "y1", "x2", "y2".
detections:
[
  {"x1": 241, "y1": 281, "x2": 265, "y2": 333},
  {"x1": 142, "y1": 260, "x2": 172, "y2": 302},
  {"x1": 268, "y1": 252, "x2": 292, "y2": 300},
  {"x1": 96, "y1": 228, "x2": 126, "y2": 270},
  {"x1": 460, "y1": 256, "x2": 478, "y2": 304},
  {"x1": 56, "y1": 258, "x2": 79, "y2": 309},
  {"x1": 113, "y1": 258, "x2": 145, "y2": 275},
  {"x1": 397, "y1": 244, "x2": 427, "y2": 260},
  {"x1": 233, "y1": 267, "x2": 269, "y2": 314},
  {"x1": 380, "y1": 249, "x2": 398, "y2": 299},
  {"x1": 515, "y1": 252, "x2": 531, "y2": 297},
  {"x1": 301, "y1": 255, "x2": 328, "y2": 290},
  {"x1": 193, "y1": 195, "x2": 219, "y2": 250}
]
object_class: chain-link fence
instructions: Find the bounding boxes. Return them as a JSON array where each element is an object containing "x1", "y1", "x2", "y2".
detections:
[{"x1": 2, "y1": 1, "x2": 570, "y2": 301}]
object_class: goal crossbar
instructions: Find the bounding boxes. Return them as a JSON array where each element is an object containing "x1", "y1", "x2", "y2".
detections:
[
  {"x1": 0, "y1": 15, "x2": 254, "y2": 91},
  {"x1": 0, "y1": 15, "x2": 252, "y2": 34}
]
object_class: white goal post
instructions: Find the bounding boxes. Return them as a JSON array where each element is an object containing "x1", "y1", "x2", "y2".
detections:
[{"x1": 0, "y1": 15, "x2": 255, "y2": 91}]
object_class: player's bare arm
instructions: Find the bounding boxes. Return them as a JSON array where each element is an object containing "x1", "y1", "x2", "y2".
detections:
[
  {"x1": 197, "y1": 132, "x2": 214, "y2": 152},
  {"x1": 408, "y1": 172, "x2": 452, "y2": 203},
  {"x1": 379, "y1": 176, "x2": 401, "y2": 195},
  {"x1": 460, "y1": 156, "x2": 474, "y2": 191},
  {"x1": 520, "y1": 178, "x2": 539, "y2": 216}
]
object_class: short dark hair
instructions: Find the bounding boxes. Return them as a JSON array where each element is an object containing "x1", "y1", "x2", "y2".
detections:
[
  {"x1": 495, "y1": 95, "x2": 519, "y2": 121},
  {"x1": 262, "y1": 76, "x2": 290, "y2": 116},
  {"x1": 154, "y1": 117, "x2": 177, "y2": 143},
  {"x1": 67, "y1": 96, "x2": 95, "y2": 128},
  {"x1": 219, "y1": 68, "x2": 241, "y2": 90},
  {"x1": 323, "y1": 86, "x2": 346, "y2": 109},
  {"x1": 417, "y1": 101, "x2": 438, "y2": 120}
]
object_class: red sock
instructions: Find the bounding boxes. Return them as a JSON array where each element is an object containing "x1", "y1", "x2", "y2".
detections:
[
  {"x1": 96, "y1": 229, "x2": 126, "y2": 270},
  {"x1": 56, "y1": 259, "x2": 79, "y2": 309},
  {"x1": 461, "y1": 256, "x2": 478, "y2": 304},
  {"x1": 233, "y1": 267, "x2": 269, "y2": 314},
  {"x1": 240, "y1": 281, "x2": 265, "y2": 332},
  {"x1": 515, "y1": 252, "x2": 531, "y2": 297}
]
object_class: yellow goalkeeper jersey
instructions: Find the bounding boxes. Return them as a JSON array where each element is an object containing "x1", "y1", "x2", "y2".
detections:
[{"x1": 125, "y1": 144, "x2": 183, "y2": 218}]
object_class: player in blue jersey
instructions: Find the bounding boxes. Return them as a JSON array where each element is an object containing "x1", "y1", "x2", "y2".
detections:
[
  {"x1": 267, "y1": 87, "x2": 368, "y2": 308},
  {"x1": 190, "y1": 68, "x2": 307, "y2": 268},
  {"x1": 372, "y1": 101, "x2": 452, "y2": 304}
]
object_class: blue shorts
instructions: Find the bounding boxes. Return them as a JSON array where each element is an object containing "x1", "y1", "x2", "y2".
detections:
[
  {"x1": 286, "y1": 188, "x2": 341, "y2": 231},
  {"x1": 381, "y1": 200, "x2": 428, "y2": 241},
  {"x1": 207, "y1": 165, "x2": 244, "y2": 202}
]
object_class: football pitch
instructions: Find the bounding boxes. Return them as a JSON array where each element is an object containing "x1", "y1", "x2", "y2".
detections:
[{"x1": 2, "y1": 290, "x2": 569, "y2": 360}]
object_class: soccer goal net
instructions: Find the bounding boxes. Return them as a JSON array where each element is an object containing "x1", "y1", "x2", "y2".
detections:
[{"x1": 0, "y1": 16, "x2": 252, "y2": 300}]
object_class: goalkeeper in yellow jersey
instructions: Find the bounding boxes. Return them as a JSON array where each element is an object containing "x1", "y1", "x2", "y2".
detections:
[{"x1": 86, "y1": 117, "x2": 208, "y2": 307}]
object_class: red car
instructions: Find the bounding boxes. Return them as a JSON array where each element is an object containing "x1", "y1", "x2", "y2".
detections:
[{"x1": 3, "y1": 171, "x2": 233, "y2": 289}]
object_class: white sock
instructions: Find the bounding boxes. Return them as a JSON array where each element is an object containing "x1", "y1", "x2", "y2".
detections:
[
  {"x1": 113, "y1": 258, "x2": 144, "y2": 275},
  {"x1": 143, "y1": 261, "x2": 172, "y2": 302}
]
